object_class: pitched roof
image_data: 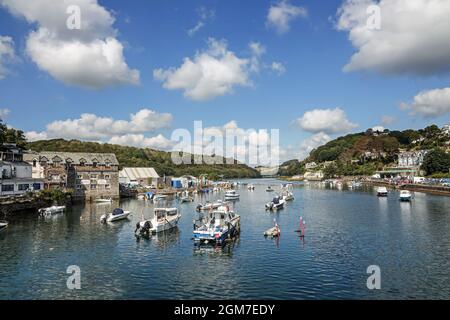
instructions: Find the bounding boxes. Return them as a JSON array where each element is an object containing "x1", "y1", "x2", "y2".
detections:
[
  {"x1": 119, "y1": 167, "x2": 159, "y2": 180},
  {"x1": 23, "y1": 151, "x2": 119, "y2": 165}
]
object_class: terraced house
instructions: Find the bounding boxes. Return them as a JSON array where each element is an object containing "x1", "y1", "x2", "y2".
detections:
[{"x1": 24, "y1": 152, "x2": 119, "y2": 201}]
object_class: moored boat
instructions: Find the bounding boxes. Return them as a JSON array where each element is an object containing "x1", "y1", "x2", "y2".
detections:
[
  {"x1": 136, "y1": 208, "x2": 181, "y2": 237},
  {"x1": 196, "y1": 200, "x2": 223, "y2": 212},
  {"x1": 0, "y1": 220, "x2": 8, "y2": 231},
  {"x1": 95, "y1": 197, "x2": 113, "y2": 203},
  {"x1": 100, "y1": 208, "x2": 131, "y2": 223},
  {"x1": 247, "y1": 184, "x2": 255, "y2": 191},
  {"x1": 264, "y1": 220, "x2": 281, "y2": 237},
  {"x1": 224, "y1": 190, "x2": 240, "y2": 200},
  {"x1": 38, "y1": 205, "x2": 66, "y2": 216},
  {"x1": 399, "y1": 190, "x2": 413, "y2": 201},
  {"x1": 180, "y1": 191, "x2": 194, "y2": 203},
  {"x1": 265, "y1": 196, "x2": 285, "y2": 211},
  {"x1": 193, "y1": 204, "x2": 240, "y2": 244},
  {"x1": 266, "y1": 186, "x2": 274, "y2": 192},
  {"x1": 377, "y1": 187, "x2": 388, "y2": 197}
]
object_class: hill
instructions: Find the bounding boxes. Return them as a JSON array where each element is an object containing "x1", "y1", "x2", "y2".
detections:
[
  {"x1": 278, "y1": 125, "x2": 450, "y2": 177},
  {"x1": 26, "y1": 139, "x2": 261, "y2": 179}
]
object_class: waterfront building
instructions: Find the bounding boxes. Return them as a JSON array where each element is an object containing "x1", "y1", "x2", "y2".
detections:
[
  {"x1": 0, "y1": 144, "x2": 44, "y2": 197},
  {"x1": 443, "y1": 124, "x2": 450, "y2": 135},
  {"x1": 24, "y1": 151, "x2": 119, "y2": 200},
  {"x1": 304, "y1": 171, "x2": 324, "y2": 181},
  {"x1": 305, "y1": 162, "x2": 318, "y2": 170},
  {"x1": 397, "y1": 150, "x2": 428, "y2": 167},
  {"x1": 119, "y1": 167, "x2": 160, "y2": 187}
]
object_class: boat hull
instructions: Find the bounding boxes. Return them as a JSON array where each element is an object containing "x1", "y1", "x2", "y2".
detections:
[
  {"x1": 193, "y1": 217, "x2": 240, "y2": 244},
  {"x1": 107, "y1": 212, "x2": 131, "y2": 222}
]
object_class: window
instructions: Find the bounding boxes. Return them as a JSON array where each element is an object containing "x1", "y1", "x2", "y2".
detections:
[
  {"x1": 104, "y1": 174, "x2": 110, "y2": 179},
  {"x1": 18, "y1": 184, "x2": 30, "y2": 191},
  {"x1": 77, "y1": 175, "x2": 83, "y2": 179},
  {"x1": 79, "y1": 158, "x2": 86, "y2": 166},
  {"x1": 105, "y1": 184, "x2": 111, "y2": 190},
  {"x1": 91, "y1": 174, "x2": 97, "y2": 179},
  {"x1": 1, "y1": 184, "x2": 14, "y2": 192},
  {"x1": 32, "y1": 183, "x2": 41, "y2": 190},
  {"x1": 90, "y1": 184, "x2": 97, "y2": 190},
  {"x1": 32, "y1": 159, "x2": 37, "y2": 167},
  {"x1": 76, "y1": 185, "x2": 82, "y2": 190}
]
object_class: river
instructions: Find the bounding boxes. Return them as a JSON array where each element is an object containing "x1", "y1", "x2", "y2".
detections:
[{"x1": 1, "y1": 179, "x2": 449, "y2": 299}]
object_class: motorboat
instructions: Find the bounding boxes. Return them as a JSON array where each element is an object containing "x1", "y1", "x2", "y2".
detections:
[
  {"x1": 399, "y1": 190, "x2": 413, "y2": 201},
  {"x1": 377, "y1": 187, "x2": 388, "y2": 197},
  {"x1": 136, "y1": 208, "x2": 181, "y2": 236},
  {"x1": 100, "y1": 208, "x2": 131, "y2": 223},
  {"x1": 265, "y1": 196, "x2": 286, "y2": 211},
  {"x1": 0, "y1": 220, "x2": 8, "y2": 231},
  {"x1": 247, "y1": 184, "x2": 255, "y2": 191},
  {"x1": 264, "y1": 220, "x2": 281, "y2": 237},
  {"x1": 38, "y1": 205, "x2": 66, "y2": 216},
  {"x1": 224, "y1": 190, "x2": 240, "y2": 200},
  {"x1": 153, "y1": 194, "x2": 168, "y2": 201},
  {"x1": 180, "y1": 191, "x2": 194, "y2": 203},
  {"x1": 95, "y1": 197, "x2": 113, "y2": 203},
  {"x1": 266, "y1": 186, "x2": 274, "y2": 192},
  {"x1": 196, "y1": 200, "x2": 223, "y2": 212},
  {"x1": 193, "y1": 204, "x2": 240, "y2": 244},
  {"x1": 280, "y1": 183, "x2": 294, "y2": 201}
]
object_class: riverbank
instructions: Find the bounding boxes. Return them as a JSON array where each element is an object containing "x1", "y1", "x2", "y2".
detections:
[{"x1": 364, "y1": 180, "x2": 450, "y2": 197}]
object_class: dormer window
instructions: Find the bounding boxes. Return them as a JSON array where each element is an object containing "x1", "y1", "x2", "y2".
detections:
[{"x1": 79, "y1": 158, "x2": 87, "y2": 166}]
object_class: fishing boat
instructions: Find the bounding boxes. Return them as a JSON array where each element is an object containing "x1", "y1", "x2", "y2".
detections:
[
  {"x1": 95, "y1": 197, "x2": 113, "y2": 203},
  {"x1": 377, "y1": 187, "x2": 388, "y2": 197},
  {"x1": 265, "y1": 196, "x2": 286, "y2": 211},
  {"x1": 0, "y1": 220, "x2": 8, "y2": 231},
  {"x1": 196, "y1": 200, "x2": 223, "y2": 212},
  {"x1": 264, "y1": 220, "x2": 281, "y2": 237},
  {"x1": 38, "y1": 205, "x2": 66, "y2": 216},
  {"x1": 136, "y1": 208, "x2": 181, "y2": 237},
  {"x1": 224, "y1": 190, "x2": 240, "y2": 200},
  {"x1": 266, "y1": 186, "x2": 274, "y2": 192},
  {"x1": 100, "y1": 208, "x2": 131, "y2": 223},
  {"x1": 193, "y1": 204, "x2": 240, "y2": 244},
  {"x1": 247, "y1": 184, "x2": 255, "y2": 191},
  {"x1": 399, "y1": 190, "x2": 413, "y2": 201}
]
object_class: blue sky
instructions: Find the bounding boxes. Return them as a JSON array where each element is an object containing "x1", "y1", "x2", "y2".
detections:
[{"x1": 0, "y1": 0, "x2": 449, "y2": 162}]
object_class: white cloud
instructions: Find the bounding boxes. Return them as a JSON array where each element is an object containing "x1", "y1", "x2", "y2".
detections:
[
  {"x1": 336, "y1": 0, "x2": 450, "y2": 75},
  {"x1": 108, "y1": 134, "x2": 174, "y2": 150},
  {"x1": 0, "y1": 36, "x2": 15, "y2": 79},
  {"x1": 298, "y1": 132, "x2": 331, "y2": 160},
  {"x1": 0, "y1": 0, "x2": 139, "y2": 88},
  {"x1": 25, "y1": 108, "x2": 172, "y2": 142},
  {"x1": 188, "y1": 7, "x2": 215, "y2": 37},
  {"x1": 271, "y1": 61, "x2": 286, "y2": 75},
  {"x1": 400, "y1": 87, "x2": 450, "y2": 118},
  {"x1": 267, "y1": 0, "x2": 307, "y2": 34},
  {"x1": 296, "y1": 107, "x2": 358, "y2": 134},
  {"x1": 25, "y1": 131, "x2": 48, "y2": 142},
  {"x1": 154, "y1": 38, "x2": 260, "y2": 101},
  {"x1": 0, "y1": 108, "x2": 10, "y2": 119}
]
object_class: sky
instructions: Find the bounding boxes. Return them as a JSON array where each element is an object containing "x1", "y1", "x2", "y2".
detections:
[{"x1": 0, "y1": 0, "x2": 449, "y2": 164}]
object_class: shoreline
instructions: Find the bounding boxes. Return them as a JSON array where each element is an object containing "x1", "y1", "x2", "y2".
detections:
[{"x1": 363, "y1": 180, "x2": 450, "y2": 197}]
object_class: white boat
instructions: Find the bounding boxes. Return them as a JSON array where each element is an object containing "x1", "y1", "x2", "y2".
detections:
[
  {"x1": 377, "y1": 187, "x2": 388, "y2": 197},
  {"x1": 153, "y1": 194, "x2": 168, "y2": 201},
  {"x1": 265, "y1": 196, "x2": 286, "y2": 211},
  {"x1": 196, "y1": 200, "x2": 223, "y2": 212},
  {"x1": 100, "y1": 208, "x2": 131, "y2": 223},
  {"x1": 180, "y1": 191, "x2": 194, "y2": 203},
  {"x1": 0, "y1": 220, "x2": 8, "y2": 231},
  {"x1": 280, "y1": 183, "x2": 294, "y2": 201},
  {"x1": 38, "y1": 205, "x2": 66, "y2": 215},
  {"x1": 224, "y1": 190, "x2": 240, "y2": 200},
  {"x1": 399, "y1": 190, "x2": 413, "y2": 201},
  {"x1": 136, "y1": 208, "x2": 181, "y2": 236},
  {"x1": 247, "y1": 184, "x2": 255, "y2": 191},
  {"x1": 193, "y1": 204, "x2": 240, "y2": 244},
  {"x1": 95, "y1": 198, "x2": 113, "y2": 203},
  {"x1": 213, "y1": 187, "x2": 219, "y2": 192},
  {"x1": 266, "y1": 186, "x2": 274, "y2": 192},
  {"x1": 264, "y1": 220, "x2": 281, "y2": 237}
]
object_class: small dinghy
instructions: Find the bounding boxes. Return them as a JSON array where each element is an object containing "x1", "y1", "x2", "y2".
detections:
[
  {"x1": 0, "y1": 220, "x2": 8, "y2": 231},
  {"x1": 266, "y1": 186, "x2": 274, "y2": 192},
  {"x1": 377, "y1": 187, "x2": 388, "y2": 197},
  {"x1": 265, "y1": 196, "x2": 285, "y2": 211},
  {"x1": 100, "y1": 208, "x2": 131, "y2": 223},
  {"x1": 196, "y1": 200, "x2": 223, "y2": 212},
  {"x1": 247, "y1": 184, "x2": 255, "y2": 191},
  {"x1": 153, "y1": 194, "x2": 168, "y2": 201},
  {"x1": 264, "y1": 220, "x2": 281, "y2": 237},
  {"x1": 224, "y1": 190, "x2": 240, "y2": 200},
  {"x1": 38, "y1": 205, "x2": 66, "y2": 216},
  {"x1": 399, "y1": 190, "x2": 413, "y2": 201},
  {"x1": 180, "y1": 191, "x2": 194, "y2": 203},
  {"x1": 95, "y1": 197, "x2": 113, "y2": 203}
]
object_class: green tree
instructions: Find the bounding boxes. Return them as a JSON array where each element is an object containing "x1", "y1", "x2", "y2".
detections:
[{"x1": 421, "y1": 149, "x2": 450, "y2": 175}]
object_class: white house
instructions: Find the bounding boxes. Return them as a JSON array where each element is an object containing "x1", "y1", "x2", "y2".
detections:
[
  {"x1": 398, "y1": 150, "x2": 428, "y2": 167},
  {"x1": 119, "y1": 167, "x2": 160, "y2": 187}
]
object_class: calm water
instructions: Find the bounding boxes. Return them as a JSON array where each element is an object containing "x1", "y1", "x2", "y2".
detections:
[{"x1": 1, "y1": 179, "x2": 450, "y2": 300}]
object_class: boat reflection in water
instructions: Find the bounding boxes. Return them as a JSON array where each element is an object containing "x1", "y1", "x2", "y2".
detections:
[
  {"x1": 151, "y1": 228, "x2": 181, "y2": 250},
  {"x1": 193, "y1": 235, "x2": 239, "y2": 256}
]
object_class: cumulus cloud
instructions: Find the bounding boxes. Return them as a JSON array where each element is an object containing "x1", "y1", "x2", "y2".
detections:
[
  {"x1": 400, "y1": 87, "x2": 450, "y2": 118},
  {"x1": 0, "y1": 0, "x2": 139, "y2": 88},
  {"x1": 298, "y1": 132, "x2": 331, "y2": 160},
  {"x1": 108, "y1": 134, "x2": 174, "y2": 150},
  {"x1": 336, "y1": 0, "x2": 450, "y2": 75},
  {"x1": 0, "y1": 36, "x2": 15, "y2": 79},
  {"x1": 267, "y1": 0, "x2": 307, "y2": 34},
  {"x1": 0, "y1": 108, "x2": 10, "y2": 119},
  {"x1": 25, "y1": 108, "x2": 172, "y2": 143},
  {"x1": 154, "y1": 38, "x2": 263, "y2": 101},
  {"x1": 187, "y1": 6, "x2": 215, "y2": 37},
  {"x1": 271, "y1": 62, "x2": 286, "y2": 75},
  {"x1": 296, "y1": 107, "x2": 358, "y2": 134}
]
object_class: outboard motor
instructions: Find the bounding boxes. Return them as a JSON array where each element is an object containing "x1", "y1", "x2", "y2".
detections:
[
  {"x1": 100, "y1": 214, "x2": 108, "y2": 223},
  {"x1": 196, "y1": 204, "x2": 202, "y2": 212}
]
